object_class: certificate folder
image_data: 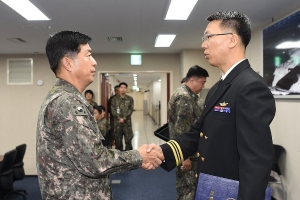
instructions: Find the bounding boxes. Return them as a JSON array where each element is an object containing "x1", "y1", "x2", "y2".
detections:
[
  {"x1": 154, "y1": 123, "x2": 169, "y2": 141},
  {"x1": 195, "y1": 173, "x2": 272, "y2": 200}
]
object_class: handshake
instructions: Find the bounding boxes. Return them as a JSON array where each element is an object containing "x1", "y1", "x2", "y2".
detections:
[{"x1": 137, "y1": 144, "x2": 164, "y2": 170}]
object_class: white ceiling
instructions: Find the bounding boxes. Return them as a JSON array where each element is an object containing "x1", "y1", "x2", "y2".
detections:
[
  {"x1": 1, "y1": 0, "x2": 300, "y2": 89},
  {"x1": 1, "y1": 0, "x2": 300, "y2": 55}
]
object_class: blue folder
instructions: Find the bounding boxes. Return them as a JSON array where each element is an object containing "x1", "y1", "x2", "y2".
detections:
[{"x1": 195, "y1": 173, "x2": 272, "y2": 200}]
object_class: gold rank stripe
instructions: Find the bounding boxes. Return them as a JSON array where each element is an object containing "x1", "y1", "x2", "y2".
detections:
[
  {"x1": 169, "y1": 140, "x2": 184, "y2": 165},
  {"x1": 166, "y1": 141, "x2": 180, "y2": 166},
  {"x1": 166, "y1": 140, "x2": 184, "y2": 166}
]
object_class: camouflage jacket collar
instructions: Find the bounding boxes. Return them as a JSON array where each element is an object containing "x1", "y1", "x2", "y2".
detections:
[
  {"x1": 116, "y1": 94, "x2": 128, "y2": 100},
  {"x1": 55, "y1": 78, "x2": 91, "y2": 109},
  {"x1": 181, "y1": 84, "x2": 199, "y2": 100},
  {"x1": 97, "y1": 118, "x2": 105, "y2": 123}
]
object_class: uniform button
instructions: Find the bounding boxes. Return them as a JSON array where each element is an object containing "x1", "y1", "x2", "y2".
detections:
[
  {"x1": 195, "y1": 173, "x2": 198, "y2": 178},
  {"x1": 200, "y1": 132, "x2": 203, "y2": 137},
  {"x1": 201, "y1": 157, "x2": 205, "y2": 162},
  {"x1": 196, "y1": 152, "x2": 200, "y2": 157},
  {"x1": 205, "y1": 136, "x2": 208, "y2": 140}
]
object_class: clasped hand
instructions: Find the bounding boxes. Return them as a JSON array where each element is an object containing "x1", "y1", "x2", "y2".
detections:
[{"x1": 137, "y1": 144, "x2": 164, "y2": 170}]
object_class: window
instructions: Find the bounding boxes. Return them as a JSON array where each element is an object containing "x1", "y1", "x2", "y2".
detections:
[{"x1": 7, "y1": 58, "x2": 33, "y2": 85}]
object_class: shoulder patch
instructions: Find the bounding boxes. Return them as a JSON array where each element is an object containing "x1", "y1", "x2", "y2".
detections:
[
  {"x1": 71, "y1": 104, "x2": 88, "y2": 116},
  {"x1": 49, "y1": 86, "x2": 61, "y2": 94}
]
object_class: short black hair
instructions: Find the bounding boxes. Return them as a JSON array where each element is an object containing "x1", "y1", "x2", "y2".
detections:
[
  {"x1": 94, "y1": 105, "x2": 106, "y2": 114},
  {"x1": 119, "y1": 82, "x2": 128, "y2": 88},
  {"x1": 206, "y1": 11, "x2": 251, "y2": 47},
  {"x1": 84, "y1": 89, "x2": 94, "y2": 98},
  {"x1": 186, "y1": 65, "x2": 209, "y2": 81},
  {"x1": 181, "y1": 77, "x2": 186, "y2": 84},
  {"x1": 114, "y1": 85, "x2": 120, "y2": 90},
  {"x1": 46, "y1": 30, "x2": 92, "y2": 75}
]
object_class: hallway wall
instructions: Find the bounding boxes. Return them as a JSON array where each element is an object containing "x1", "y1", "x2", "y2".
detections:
[{"x1": 0, "y1": 53, "x2": 180, "y2": 175}]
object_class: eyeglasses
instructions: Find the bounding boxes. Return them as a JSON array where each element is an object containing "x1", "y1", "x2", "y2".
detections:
[{"x1": 202, "y1": 32, "x2": 233, "y2": 43}]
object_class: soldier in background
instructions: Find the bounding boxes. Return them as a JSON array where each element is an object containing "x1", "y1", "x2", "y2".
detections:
[
  {"x1": 84, "y1": 89, "x2": 98, "y2": 107},
  {"x1": 168, "y1": 65, "x2": 209, "y2": 200},
  {"x1": 108, "y1": 85, "x2": 120, "y2": 116},
  {"x1": 108, "y1": 85, "x2": 120, "y2": 146},
  {"x1": 181, "y1": 77, "x2": 205, "y2": 110},
  {"x1": 111, "y1": 82, "x2": 134, "y2": 151},
  {"x1": 94, "y1": 105, "x2": 112, "y2": 147},
  {"x1": 36, "y1": 30, "x2": 163, "y2": 199}
]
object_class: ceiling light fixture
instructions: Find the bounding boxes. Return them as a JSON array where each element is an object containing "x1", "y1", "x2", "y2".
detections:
[
  {"x1": 2, "y1": 0, "x2": 50, "y2": 20},
  {"x1": 155, "y1": 34, "x2": 176, "y2": 47},
  {"x1": 165, "y1": 0, "x2": 198, "y2": 20}
]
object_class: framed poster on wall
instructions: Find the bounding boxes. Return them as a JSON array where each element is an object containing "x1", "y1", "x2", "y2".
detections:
[{"x1": 263, "y1": 10, "x2": 300, "y2": 99}]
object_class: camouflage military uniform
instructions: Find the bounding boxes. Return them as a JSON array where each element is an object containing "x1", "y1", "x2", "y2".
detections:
[
  {"x1": 97, "y1": 118, "x2": 110, "y2": 137},
  {"x1": 168, "y1": 84, "x2": 204, "y2": 200},
  {"x1": 108, "y1": 95, "x2": 117, "y2": 140},
  {"x1": 36, "y1": 78, "x2": 142, "y2": 200},
  {"x1": 110, "y1": 95, "x2": 134, "y2": 151},
  {"x1": 89, "y1": 100, "x2": 98, "y2": 107},
  {"x1": 97, "y1": 118, "x2": 112, "y2": 147}
]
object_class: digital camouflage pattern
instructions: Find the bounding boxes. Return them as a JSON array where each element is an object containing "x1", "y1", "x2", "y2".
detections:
[
  {"x1": 108, "y1": 95, "x2": 117, "y2": 142},
  {"x1": 110, "y1": 95, "x2": 134, "y2": 126},
  {"x1": 97, "y1": 118, "x2": 112, "y2": 147},
  {"x1": 108, "y1": 95, "x2": 117, "y2": 128},
  {"x1": 110, "y1": 95, "x2": 134, "y2": 150},
  {"x1": 97, "y1": 118, "x2": 110, "y2": 137},
  {"x1": 89, "y1": 100, "x2": 98, "y2": 107},
  {"x1": 36, "y1": 79, "x2": 142, "y2": 200},
  {"x1": 168, "y1": 84, "x2": 204, "y2": 200}
]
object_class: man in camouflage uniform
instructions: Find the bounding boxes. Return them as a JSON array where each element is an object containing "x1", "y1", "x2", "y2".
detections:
[
  {"x1": 181, "y1": 77, "x2": 205, "y2": 111},
  {"x1": 110, "y1": 82, "x2": 134, "y2": 151},
  {"x1": 85, "y1": 89, "x2": 98, "y2": 107},
  {"x1": 168, "y1": 65, "x2": 209, "y2": 200},
  {"x1": 36, "y1": 31, "x2": 164, "y2": 200},
  {"x1": 94, "y1": 105, "x2": 112, "y2": 147},
  {"x1": 108, "y1": 85, "x2": 120, "y2": 146}
]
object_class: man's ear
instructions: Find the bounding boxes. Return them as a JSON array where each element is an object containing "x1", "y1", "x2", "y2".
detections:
[
  {"x1": 61, "y1": 57, "x2": 73, "y2": 72},
  {"x1": 228, "y1": 34, "x2": 238, "y2": 49}
]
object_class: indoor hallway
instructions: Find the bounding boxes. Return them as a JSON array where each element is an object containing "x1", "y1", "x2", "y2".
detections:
[
  {"x1": 130, "y1": 110, "x2": 165, "y2": 150},
  {"x1": 110, "y1": 110, "x2": 176, "y2": 200}
]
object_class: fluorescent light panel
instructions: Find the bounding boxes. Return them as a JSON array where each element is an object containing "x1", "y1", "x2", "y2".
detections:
[
  {"x1": 2, "y1": 0, "x2": 50, "y2": 20},
  {"x1": 165, "y1": 0, "x2": 198, "y2": 20},
  {"x1": 276, "y1": 41, "x2": 300, "y2": 49},
  {"x1": 155, "y1": 34, "x2": 176, "y2": 47}
]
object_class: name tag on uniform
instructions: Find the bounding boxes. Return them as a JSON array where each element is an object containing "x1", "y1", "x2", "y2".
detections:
[{"x1": 214, "y1": 106, "x2": 230, "y2": 113}]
